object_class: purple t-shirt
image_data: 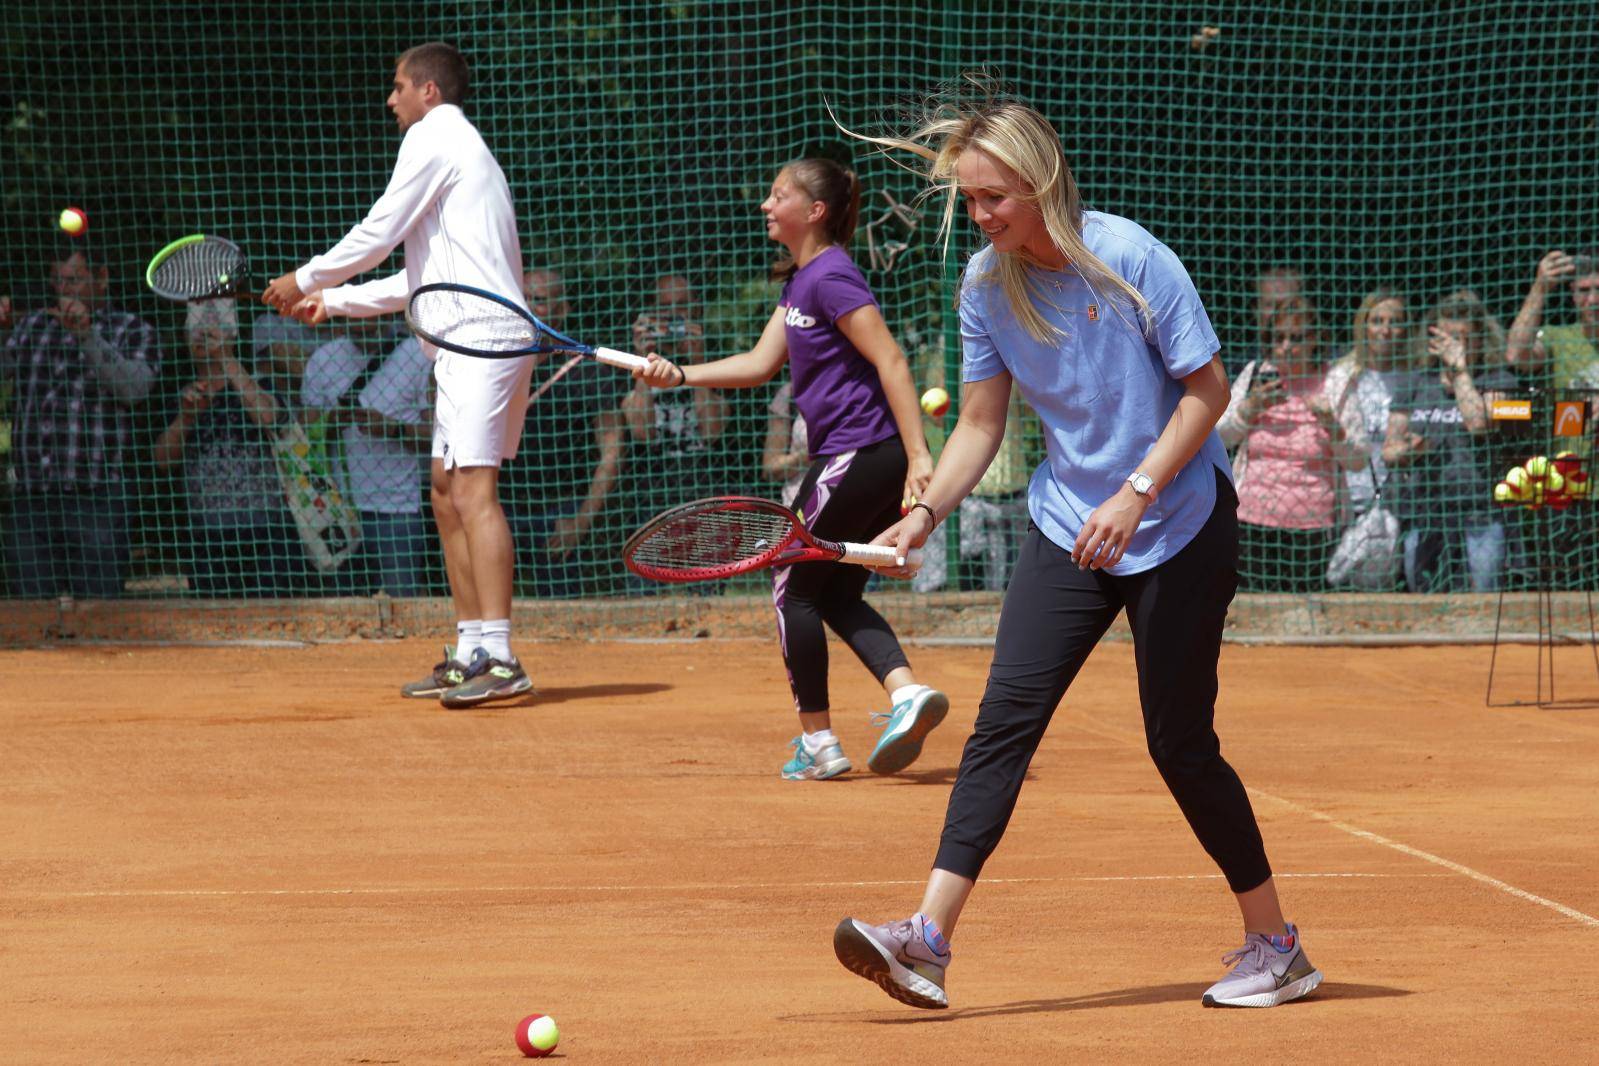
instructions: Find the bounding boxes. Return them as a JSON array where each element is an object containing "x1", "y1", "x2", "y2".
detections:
[{"x1": 781, "y1": 247, "x2": 898, "y2": 456}]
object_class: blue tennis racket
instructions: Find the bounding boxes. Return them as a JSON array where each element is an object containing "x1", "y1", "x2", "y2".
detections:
[{"x1": 405, "y1": 282, "x2": 647, "y2": 369}]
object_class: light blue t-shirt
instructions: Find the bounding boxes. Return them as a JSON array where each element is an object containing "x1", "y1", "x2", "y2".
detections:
[{"x1": 960, "y1": 211, "x2": 1230, "y2": 575}]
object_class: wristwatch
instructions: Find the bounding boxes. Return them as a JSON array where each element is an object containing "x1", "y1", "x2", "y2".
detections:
[{"x1": 1127, "y1": 472, "x2": 1157, "y2": 502}]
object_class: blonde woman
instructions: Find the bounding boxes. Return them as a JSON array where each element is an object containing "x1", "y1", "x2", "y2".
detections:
[
  {"x1": 829, "y1": 85, "x2": 1322, "y2": 1011},
  {"x1": 1327, "y1": 289, "x2": 1410, "y2": 523}
]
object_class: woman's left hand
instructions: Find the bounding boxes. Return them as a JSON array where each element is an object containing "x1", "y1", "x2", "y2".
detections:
[
  {"x1": 1428, "y1": 326, "x2": 1467, "y2": 371},
  {"x1": 1071, "y1": 484, "x2": 1150, "y2": 571},
  {"x1": 901, "y1": 452, "x2": 934, "y2": 512}
]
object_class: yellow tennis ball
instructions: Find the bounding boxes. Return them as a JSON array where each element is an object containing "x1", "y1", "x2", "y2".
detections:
[
  {"x1": 1493, "y1": 481, "x2": 1514, "y2": 504},
  {"x1": 1547, "y1": 469, "x2": 1566, "y2": 495},
  {"x1": 920, "y1": 387, "x2": 950, "y2": 418},
  {"x1": 515, "y1": 1014, "x2": 559, "y2": 1058},
  {"x1": 1505, "y1": 466, "x2": 1530, "y2": 494},
  {"x1": 58, "y1": 206, "x2": 88, "y2": 237},
  {"x1": 1525, "y1": 455, "x2": 1550, "y2": 480}
]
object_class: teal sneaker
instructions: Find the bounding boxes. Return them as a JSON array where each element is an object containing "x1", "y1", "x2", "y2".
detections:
[
  {"x1": 781, "y1": 734, "x2": 852, "y2": 781},
  {"x1": 867, "y1": 687, "x2": 949, "y2": 775},
  {"x1": 439, "y1": 650, "x2": 534, "y2": 708}
]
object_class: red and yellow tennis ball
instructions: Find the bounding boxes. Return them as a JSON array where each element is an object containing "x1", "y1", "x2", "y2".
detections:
[
  {"x1": 920, "y1": 387, "x2": 950, "y2": 418},
  {"x1": 58, "y1": 206, "x2": 88, "y2": 237},
  {"x1": 515, "y1": 1014, "x2": 559, "y2": 1058},
  {"x1": 1503, "y1": 466, "x2": 1531, "y2": 499},
  {"x1": 1525, "y1": 455, "x2": 1550, "y2": 480}
]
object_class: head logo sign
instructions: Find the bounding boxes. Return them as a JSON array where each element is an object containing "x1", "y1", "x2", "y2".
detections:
[
  {"x1": 1553, "y1": 400, "x2": 1587, "y2": 437},
  {"x1": 1490, "y1": 396, "x2": 1532, "y2": 421}
]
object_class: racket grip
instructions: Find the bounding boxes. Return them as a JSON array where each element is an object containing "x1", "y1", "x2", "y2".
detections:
[
  {"x1": 594, "y1": 347, "x2": 649, "y2": 370},
  {"x1": 839, "y1": 543, "x2": 926, "y2": 568}
]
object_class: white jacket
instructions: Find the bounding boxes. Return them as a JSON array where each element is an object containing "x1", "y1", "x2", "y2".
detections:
[{"x1": 295, "y1": 105, "x2": 524, "y2": 350}]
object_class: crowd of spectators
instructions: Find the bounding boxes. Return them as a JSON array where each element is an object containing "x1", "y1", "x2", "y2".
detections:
[{"x1": 3, "y1": 251, "x2": 1595, "y2": 601}]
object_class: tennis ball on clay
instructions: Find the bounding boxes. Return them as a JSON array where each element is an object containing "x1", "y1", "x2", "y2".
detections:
[
  {"x1": 515, "y1": 1014, "x2": 559, "y2": 1059},
  {"x1": 920, "y1": 387, "x2": 950, "y2": 418},
  {"x1": 58, "y1": 206, "x2": 88, "y2": 237},
  {"x1": 1525, "y1": 455, "x2": 1551, "y2": 480}
]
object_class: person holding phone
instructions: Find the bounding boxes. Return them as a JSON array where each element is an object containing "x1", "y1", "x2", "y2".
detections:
[
  {"x1": 1505, "y1": 249, "x2": 1599, "y2": 389},
  {"x1": 1217, "y1": 296, "x2": 1366, "y2": 592}
]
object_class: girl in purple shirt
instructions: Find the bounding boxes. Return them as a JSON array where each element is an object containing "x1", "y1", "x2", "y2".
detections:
[{"x1": 635, "y1": 157, "x2": 947, "y2": 782}]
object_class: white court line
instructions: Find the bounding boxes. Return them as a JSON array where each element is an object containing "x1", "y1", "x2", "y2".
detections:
[
  {"x1": 24, "y1": 871, "x2": 1433, "y2": 901},
  {"x1": 1251, "y1": 786, "x2": 1599, "y2": 929},
  {"x1": 1056, "y1": 710, "x2": 1599, "y2": 930}
]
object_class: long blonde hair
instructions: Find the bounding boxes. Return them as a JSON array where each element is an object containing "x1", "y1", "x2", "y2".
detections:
[
  {"x1": 1335, "y1": 287, "x2": 1409, "y2": 377},
  {"x1": 837, "y1": 76, "x2": 1151, "y2": 342}
]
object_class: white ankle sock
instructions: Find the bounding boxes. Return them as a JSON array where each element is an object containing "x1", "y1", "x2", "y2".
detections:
[
  {"x1": 455, "y1": 620, "x2": 483, "y2": 661},
  {"x1": 482, "y1": 619, "x2": 512, "y2": 662},
  {"x1": 802, "y1": 729, "x2": 837, "y2": 753},
  {"x1": 890, "y1": 683, "x2": 924, "y2": 707}
]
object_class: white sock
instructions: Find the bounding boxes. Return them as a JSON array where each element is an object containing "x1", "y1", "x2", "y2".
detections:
[
  {"x1": 802, "y1": 729, "x2": 837, "y2": 753},
  {"x1": 455, "y1": 620, "x2": 483, "y2": 661},
  {"x1": 890, "y1": 683, "x2": 925, "y2": 707},
  {"x1": 482, "y1": 618, "x2": 512, "y2": 662}
]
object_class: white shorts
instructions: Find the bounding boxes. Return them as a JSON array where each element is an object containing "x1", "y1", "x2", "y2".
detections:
[{"x1": 431, "y1": 350, "x2": 534, "y2": 469}]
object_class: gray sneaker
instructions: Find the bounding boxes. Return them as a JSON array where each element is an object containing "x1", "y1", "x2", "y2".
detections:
[
  {"x1": 834, "y1": 913, "x2": 951, "y2": 1009},
  {"x1": 1201, "y1": 923, "x2": 1323, "y2": 1007},
  {"x1": 400, "y1": 646, "x2": 470, "y2": 699},
  {"x1": 439, "y1": 652, "x2": 534, "y2": 709}
]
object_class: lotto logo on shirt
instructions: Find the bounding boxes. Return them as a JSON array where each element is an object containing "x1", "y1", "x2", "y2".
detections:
[{"x1": 784, "y1": 306, "x2": 817, "y2": 329}]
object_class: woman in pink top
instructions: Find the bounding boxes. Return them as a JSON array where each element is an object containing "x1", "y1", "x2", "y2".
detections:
[{"x1": 1218, "y1": 296, "x2": 1365, "y2": 591}]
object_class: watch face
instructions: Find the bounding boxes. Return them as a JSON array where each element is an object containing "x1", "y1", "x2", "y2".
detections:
[{"x1": 1130, "y1": 474, "x2": 1153, "y2": 495}]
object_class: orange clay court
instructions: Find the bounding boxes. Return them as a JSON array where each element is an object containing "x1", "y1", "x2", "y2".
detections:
[{"x1": 3, "y1": 638, "x2": 1597, "y2": 1063}]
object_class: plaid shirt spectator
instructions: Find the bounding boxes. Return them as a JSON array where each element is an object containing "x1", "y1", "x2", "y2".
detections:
[{"x1": 3, "y1": 305, "x2": 159, "y2": 490}]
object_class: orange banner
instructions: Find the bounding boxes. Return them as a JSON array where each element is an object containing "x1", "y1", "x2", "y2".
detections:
[{"x1": 1553, "y1": 400, "x2": 1588, "y2": 437}]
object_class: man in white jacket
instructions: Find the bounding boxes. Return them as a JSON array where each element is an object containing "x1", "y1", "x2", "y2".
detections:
[{"x1": 263, "y1": 41, "x2": 533, "y2": 708}]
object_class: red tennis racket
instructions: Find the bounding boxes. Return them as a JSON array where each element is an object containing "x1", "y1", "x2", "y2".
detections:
[{"x1": 623, "y1": 496, "x2": 922, "y2": 583}]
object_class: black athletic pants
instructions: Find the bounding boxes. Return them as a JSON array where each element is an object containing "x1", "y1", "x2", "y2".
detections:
[
  {"x1": 774, "y1": 437, "x2": 912, "y2": 713},
  {"x1": 933, "y1": 468, "x2": 1273, "y2": 894}
]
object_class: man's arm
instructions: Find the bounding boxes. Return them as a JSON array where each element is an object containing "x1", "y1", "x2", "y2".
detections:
[
  {"x1": 264, "y1": 130, "x2": 451, "y2": 308},
  {"x1": 323, "y1": 270, "x2": 412, "y2": 319},
  {"x1": 348, "y1": 405, "x2": 431, "y2": 447},
  {"x1": 59, "y1": 307, "x2": 157, "y2": 404},
  {"x1": 1507, "y1": 250, "x2": 1574, "y2": 369},
  {"x1": 219, "y1": 352, "x2": 281, "y2": 429},
  {"x1": 549, "y1": 408, "x2": 627, "y2": 559}
]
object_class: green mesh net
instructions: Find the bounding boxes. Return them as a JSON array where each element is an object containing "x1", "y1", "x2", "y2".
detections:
[{"x1": 2, "y1": 1, "x2": 1596, "y2": 644}]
